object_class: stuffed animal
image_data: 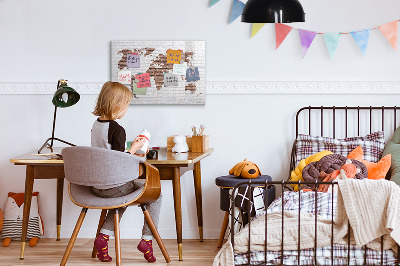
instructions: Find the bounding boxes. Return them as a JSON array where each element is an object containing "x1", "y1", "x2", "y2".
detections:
[
  {"x1": 1, "y1": 192, "x2": 44, "y2": 247},
  {"x1": 172, "y1": 135, "x2": 189, "y2": 153},
  {"x1": 0, "y1": 208, "x2": 3, "y2": 232},
  {"x1": 229, "y1": 159, "x2": 261, "y2": 179}
]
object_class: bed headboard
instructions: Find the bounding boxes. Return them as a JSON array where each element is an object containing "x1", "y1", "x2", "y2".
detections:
[{"x1": 290, "y1": 106, "x2": 400, "y2": 179}]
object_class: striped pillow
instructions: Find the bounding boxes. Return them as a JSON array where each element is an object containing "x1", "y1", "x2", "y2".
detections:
[{"x1": 294, "y1": 131, "x2": 385, "y2": 166}]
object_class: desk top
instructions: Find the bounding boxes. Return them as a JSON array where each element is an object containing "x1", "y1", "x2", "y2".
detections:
[{"x1": 10, "y1": 147, "x2": 214, "y2": 166}]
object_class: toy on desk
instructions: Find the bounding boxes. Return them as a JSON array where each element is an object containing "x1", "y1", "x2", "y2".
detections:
[
  {"x1": 172, "y1": 135, "x2": 189, "y2": 153},
  {"x1": 1, "y1": 192, "x2": 44, "y2": 247},
  {"x1": 229, "y1": 159, "x2": 261, "y2": 179},
  {"x1": 135, "y1": 129, "x2": 150, "y2": 155}
]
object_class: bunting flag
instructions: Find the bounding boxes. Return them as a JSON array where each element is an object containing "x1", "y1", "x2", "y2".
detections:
[
  {"x1": 323, "y1": 33, "x2": 341, "y2": 58},
  {"x1": 351, "y1": 29, "x2": 370, "y2": 55},
  {"x1": 209, "y1": 0, "x2": 220, "y2": 7},
  {"x1": 251, "y1": 23, "x2": 266, "y2": 38},
  {"x1": 298, "y1": 30, "x2": 317, "y2": 58},
  {"x1": 275, "y1": 23, "x2": 293, "y2": 49},
  {"x1": 229, "y1": 0, "x2": 245, "y2": 24},
  {"x1": 378, "y1": 21, "x2": 398, "y2": 50}
]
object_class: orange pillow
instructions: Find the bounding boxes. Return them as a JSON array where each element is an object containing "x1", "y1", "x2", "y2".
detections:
[{"x1": 347, "y1": 146, "x2": 391, "y2": 180}]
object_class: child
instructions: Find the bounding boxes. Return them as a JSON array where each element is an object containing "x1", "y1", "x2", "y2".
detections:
[{"x1": 91, "y1": 81, "x2": 162, "y2": 263}]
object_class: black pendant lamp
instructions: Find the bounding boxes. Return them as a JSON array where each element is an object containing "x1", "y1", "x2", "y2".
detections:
[{"x1": 242, "y1": 0, "x2": 305, "y2": 23}]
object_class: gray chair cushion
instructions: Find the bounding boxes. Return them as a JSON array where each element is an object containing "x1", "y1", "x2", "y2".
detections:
[
  {"x1": 69, "y1": 180, "x2": 145, "y2": 208},
  {"x1": 62, "y1": 146, "x2": 145, "y2": 188}
]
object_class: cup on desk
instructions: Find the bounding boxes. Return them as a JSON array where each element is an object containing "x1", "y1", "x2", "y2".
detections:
[{"x1": 146, "y1": 150, "x2": 158, "y2": 160}]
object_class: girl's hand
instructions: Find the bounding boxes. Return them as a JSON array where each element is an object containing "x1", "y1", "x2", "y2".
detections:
[
  {"x1": 134, "y1": 148, "x2": 149, "y2": 157},
  {"x1": 129, "y1": 137, "x2": 147, "y2": 155}
]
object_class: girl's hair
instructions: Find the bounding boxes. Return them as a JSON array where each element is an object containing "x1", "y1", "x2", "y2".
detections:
[{"x1": 93, "y1": 81, "x2": 133, "y2": 120}]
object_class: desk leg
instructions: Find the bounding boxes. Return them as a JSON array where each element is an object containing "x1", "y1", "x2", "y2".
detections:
[
  {"x1": 56, "y1": 178, "x2": 64, "y2": 241},
  {"x1": 193, "y1": 161, "x2": 203, "y2": 242},
  {"x1": 172, "y1": 167, "x2": 183, "y2": 261},
  {"x1": 20, "y1": 165, "x2": 34, "y2": 259}
]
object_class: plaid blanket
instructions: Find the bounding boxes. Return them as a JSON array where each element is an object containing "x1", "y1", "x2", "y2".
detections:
[{"x1": 234, "y1": 191, "x2": 397, "y2": 265}]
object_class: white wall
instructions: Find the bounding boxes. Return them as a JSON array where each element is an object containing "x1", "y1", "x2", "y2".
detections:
[{"x1": 1, "y1": 0, "x2": 400, "y2": 240}]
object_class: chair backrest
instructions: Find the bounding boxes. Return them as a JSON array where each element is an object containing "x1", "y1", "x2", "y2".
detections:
[{"x1": 62, "y1": 146, "x2": 145, "y2": 187}]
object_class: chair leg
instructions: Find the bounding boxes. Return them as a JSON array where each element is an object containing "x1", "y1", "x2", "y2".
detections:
[
  {"x1": 60, "y1": 208, "x2": 88, "y2": 266},
  {"x1": 141, "y1": 205, "x2": 171, "y2": 263},
  {"x1": 92, "y1": 209, "x2": 108, "y2": 258},
  {"x1": 217, "y1": 211, "x2": 230, "y2": 248},
  {"x1": 114, "y1": 209, "x2": 121, "y2": 266}
]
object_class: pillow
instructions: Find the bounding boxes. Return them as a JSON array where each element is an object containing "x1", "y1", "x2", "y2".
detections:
[
  {"x1": 295, "y1": 131, "x2": 385, "y2": 166},
  {"x1": 348, "y1": 146, "x2": 391, "y2": 180},
  {"x1": 382, "y1": 126, "x2": 400, "y2": 184},
  {"x1": 289, "y1": 150, "x2": 333, "y2": 191}
]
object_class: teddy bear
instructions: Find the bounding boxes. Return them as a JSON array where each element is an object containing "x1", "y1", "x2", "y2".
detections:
[
  {"x1": 229, "y1": 159, "x2": 261, "y2": 179},
  {"x1": 172, "y1": 135, "x2": 189, "y2": 153},
  {"x1": 1, "y1": 192, "x2": 44, "y2": 247}
]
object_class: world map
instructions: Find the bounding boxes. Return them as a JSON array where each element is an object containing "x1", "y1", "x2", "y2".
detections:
[{"x1": 117, "y1": 48, "x2": 197, "y2": 93}]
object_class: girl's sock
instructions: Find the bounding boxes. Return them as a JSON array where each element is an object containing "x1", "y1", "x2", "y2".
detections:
[
  {"x1": 137, "y1": 239, "x2": 156, "y2": 262},
  {"x1": 94, "y1": 233, "x2": 112, "y2": 262}
]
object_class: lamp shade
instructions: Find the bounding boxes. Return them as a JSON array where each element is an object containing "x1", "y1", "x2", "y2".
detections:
[
  {"x1": 52, "y1": 84, "x2": 80, "y2": 108},
  {"x1": 241, "y1": 0, "x2": 305, "y2": 23}
]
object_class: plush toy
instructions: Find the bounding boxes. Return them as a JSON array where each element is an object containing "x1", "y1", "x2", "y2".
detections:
[
  {"x1": 289, "y1": 150, "x2": 333, "y2": 191},
  {"x1": 0, "y1": 208, "x2": 3, "y2": 232},
  {"x1": 172, "y1": 135, "x2": 189, "y2": 153},
  {"x1": 1, "y1": 192, "x2": 44, "y2": 247},
  {"x1": 229, "y1": 159, "x2": 261, "y2": 179},
  {"x1": 348, "y1": 146, "x2": 391, "y2": 180}
]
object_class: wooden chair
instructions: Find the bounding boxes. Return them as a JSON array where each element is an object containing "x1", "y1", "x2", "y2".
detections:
[{"x1": 60, "y1": 146, "x2": 171, "y2": 265}]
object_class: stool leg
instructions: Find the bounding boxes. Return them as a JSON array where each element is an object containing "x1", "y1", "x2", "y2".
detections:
[
  {"x1": 217, "y1": 211, "x2": 230, "y2": 248},
  {"x1": 114, "y1": 209, "x2": 121, "y2": 266},
  {"x1": 92, "y1": 209, "x2": 107, "y2": 258}
]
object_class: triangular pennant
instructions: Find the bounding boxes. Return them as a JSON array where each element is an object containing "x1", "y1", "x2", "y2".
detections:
[
  {"x1": 351, "y1": 29, "x2": 370, "y2": 55},
  {"x1": 298, "y1": 29, "x2": 317, "y2": 58},
  {"x1": 229, "y1": 0, "x2": 245, "y2": 24},
  {"x1": 323, "y1": 33, "x2": 341, "y2": 58},
  {"x1": 275, "y1": 23, "x2": 293, "y2": 49},
  {"x1": 209, "y1": 0, "x2": 220, "y2": 7},
  {"x1": 251, "y1": 23, "x2": 266, "y2": 38},
  {"x1": 378, "y1": 21, "x2": 398, "y2": 50}
]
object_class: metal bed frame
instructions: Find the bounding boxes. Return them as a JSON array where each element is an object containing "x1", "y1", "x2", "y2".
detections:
[{"x1": 230, "y1": 106, "x2": 400, "y2": 266}]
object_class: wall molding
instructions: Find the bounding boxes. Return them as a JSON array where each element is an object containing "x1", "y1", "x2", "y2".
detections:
[{"x1": 1, "y1": 81, "x2": 400, "y2": 95}]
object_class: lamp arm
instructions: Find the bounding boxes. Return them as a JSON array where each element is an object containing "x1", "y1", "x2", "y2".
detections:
[
  {"x1": 50, "y1": 105, "x2": 57, "y2": 148},
  {"x1": 50, "y1": 79, "x2": 61, "y2": 148}
]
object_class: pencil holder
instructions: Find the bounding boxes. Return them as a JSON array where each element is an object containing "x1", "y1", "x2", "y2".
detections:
[{"x1": 191, "y1": 135, "x2": 209, "y2": 153}]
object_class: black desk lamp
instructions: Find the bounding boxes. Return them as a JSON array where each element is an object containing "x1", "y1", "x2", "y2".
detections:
[
  {"x1": 38, "y1": 79, "x2": 80, "y2": 154},
  {"x1": 241, "y1": 0, "x2": 305, "y2": 23}
]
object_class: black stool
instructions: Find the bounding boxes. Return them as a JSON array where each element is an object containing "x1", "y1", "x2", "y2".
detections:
[{"x1": 215, "y1": 175, "x2": 275, "y2": 248}]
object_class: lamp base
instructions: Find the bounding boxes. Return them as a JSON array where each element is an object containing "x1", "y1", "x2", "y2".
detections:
[{"x1": 38, "y1": 137, "x2": 76, "y2": 154}]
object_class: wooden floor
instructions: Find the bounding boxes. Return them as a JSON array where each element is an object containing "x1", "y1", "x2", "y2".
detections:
[{"x1": 0, "y1": 239, "x2": 221, "y2": 265}]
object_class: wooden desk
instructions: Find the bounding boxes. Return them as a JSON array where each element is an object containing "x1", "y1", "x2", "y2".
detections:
[
  {"x1": 9, "y1": 148, "x2": 64, "y2": 259},
  {"x1": 10, "y1": 147, "x2": 213, "y2": 261}
]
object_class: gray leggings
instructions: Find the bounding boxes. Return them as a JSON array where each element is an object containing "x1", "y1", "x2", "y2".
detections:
[{"x1": 92, "y1": 180, "x2": 162, "y2": 240}]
